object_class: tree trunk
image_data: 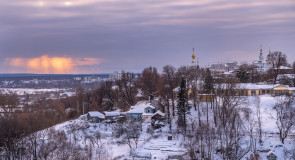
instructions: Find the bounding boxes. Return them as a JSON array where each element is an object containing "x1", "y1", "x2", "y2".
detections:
[{"x1": 171, "y1": 94, "x2": 175, "y2": 116}]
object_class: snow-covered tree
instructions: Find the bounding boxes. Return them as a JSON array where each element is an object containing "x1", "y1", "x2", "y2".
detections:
[{"x1": 115, "y1": 120, "x2": 142, "y2": 149}]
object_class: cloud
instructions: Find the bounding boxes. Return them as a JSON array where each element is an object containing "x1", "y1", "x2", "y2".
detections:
[
  {"x1": 0, "y1": 0, "x2": 294, "y2": 72},
  {"x1": 5, "y1": 55, "x2": 103, "y2": 74}
]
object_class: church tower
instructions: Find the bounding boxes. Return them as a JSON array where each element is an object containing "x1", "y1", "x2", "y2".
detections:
[
  {"x1": 192, "y1": 48, "x2": 196, "y2": 65},
  {"x1": 191, "y1": 48, "x2": 199, "y2": 70},
  {"x1": 259, "y1": 46, "x2": 264, "y2": 62},
  {"x1": 197, "y1": 57, "x2": 200, "y2": 70}
]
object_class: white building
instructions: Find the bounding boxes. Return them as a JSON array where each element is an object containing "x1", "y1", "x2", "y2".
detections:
[
  {"x1": 253, "y1": 48, "x2": 268, "y2": 72},
  {"x1": 109, "y1": 71, "x2": 121, "y2": 81}
]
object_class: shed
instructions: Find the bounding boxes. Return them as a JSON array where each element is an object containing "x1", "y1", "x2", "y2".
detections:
[
  {"x1": 151, "y1": 110, "x2": 165, "y2": 120},
  {"x1": 151, "y1": 110, "x2": 165, "y2": 128},
  {"x1": 103, "y1": 112, "x2": 122, "y2": 123},
  {"x1": 87, "y1": 111, "x2": 105, "y2": 123},
  {"x1": 266, "y1": 151, "x2": 277, "y2": 160}
]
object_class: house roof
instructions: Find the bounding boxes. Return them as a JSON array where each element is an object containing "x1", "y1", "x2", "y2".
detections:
[
  {"x1": 88, "y1": 111, "x2": 105, "y2": 119},
  {"x1": 152, "y1": 110, "x2": 165, "y2": 117},
  {"x1": 267, "y1": 151, "x2": 276, "y2": 156},
  {"x1": 135, "y1": 89, "x2": 143, "y2": 98},
  {"x1": 111, "y1": 85, "x2": 119, "y2": 90},
  {"x1": 276, "y1": 66, "x2": 292, "y2": 70},
  {"x1": 173, "y1": 87, "x2": 180, "y2": 92},
  {"x1": 104, "y1": 111, "x2": 121, "y2": 117},
  {"x1": 235, "y1": 83, "x2": 277, "y2": 90},
  {"x1": 217, "y1": 83, "x2": 290, "y2": 90},
  {"x1": 127, "y1": 105, "x2": 155, "y2": 114},
  {"x1": 142, "y1": 113, "x2": 153, "y2": 116}
]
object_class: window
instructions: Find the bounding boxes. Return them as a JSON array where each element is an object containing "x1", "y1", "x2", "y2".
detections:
[{"x1": 262, "y1": 90, "x2": 265, "y2": 94}]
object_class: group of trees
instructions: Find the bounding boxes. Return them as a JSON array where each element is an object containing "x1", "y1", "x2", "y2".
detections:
[
  {"x1": 77, "y1": 66, "x2": 206, "y2": 113},
  {"x1": 236, "y1": 51, "x2": 295, "y2": 85},
  {"x1": 0, "y1": 92, "x2": 85, "y2": 159},
  {"x1": 0, "y1": 109, "x2": 111, "y2": 160},
  {"x1": 182, "y1": 77, "x2": 295, "y2": 159}
]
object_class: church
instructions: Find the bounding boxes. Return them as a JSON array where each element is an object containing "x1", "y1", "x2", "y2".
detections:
[{"x1": 253, "y1": 47, "x2": 268, "y2": 72}]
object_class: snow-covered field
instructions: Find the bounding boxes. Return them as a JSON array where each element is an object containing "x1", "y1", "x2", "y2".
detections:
[
  {"x1": 0, "y1": 88, "x2": 74, "y2": 96},
  {"x1": 46, "y1": 95, "x2": 294, "y2": 159}
]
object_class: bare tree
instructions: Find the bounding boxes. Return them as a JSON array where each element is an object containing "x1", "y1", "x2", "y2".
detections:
[
  {"x1": 214, "y1": 78, "x2": 249, "y2": 159},
  {"x1": 184, "y1": 124, "x2": 218, "y2": 159},
  {"x1": 75, "y1": 86, "x2": 84, "y2": 115},
  {"x1": 187, "y1": 66, "x2": 200, "y2": 111},
  {"x1": 272, "y1": 95, "x2": 295, "y2": 144},
  {"x1": 140, "y1": 66, "x2": 160, "y2": 101},
  {"x1": 115, "y1": 120, "x2": 142, "y2": 150},
  {"x1": 37, "y1": 129, "x2": 68, "y2": 160},
  {"x1": 162, "y1": 65, "x2": 177, "y2": 117},
  {"x1": 176, "y1": 65, "x2": 190, "y2": 81},
  {"x1": 266, "y1": 51, "x2": 288, "y2": 84},
  {"x1": 116, "y1": 71, "x2": 137, "y2": 110},
  {"x1": 253, "y1": 96, "x2": 262, "y2": 145},
  {"x1": 100, "y1": 80, "x2": 118, "y2": 111},
  {"x1": 203, "y1": 68, "x2": 214, "y2": 125},
  {"x1": 0, "y1": 114, "x2": 27, "y2": 160}
]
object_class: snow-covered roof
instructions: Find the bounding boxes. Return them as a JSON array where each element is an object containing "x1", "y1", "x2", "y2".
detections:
[
  {"x1": 277, "y1": 74, "x2": 295, "y2": 79},
  {"x1": 276, "y1": 66, "x2": 292, "y2": 70},
  {"x1": 104, "y1": 111, "x2": 121, "y2": 117},
  {"x1": 127, "y1": 105, "x2": 155, "y2": 114},
  {"x1": 87, "y1": 111, "x2": 105, "y2": 119},
  {"x1": 236, "y1": 83, "x2": 262, "y2": 90},
  {"x1": 135, "y1": 89, "x2": 143, "y2": 98},
  {"x1": 142, "y1": 113, "x2": 153, "y2": 116},
  {"x1": 217, "y1": 83, "x2": 289, "y2": 90},
  {"x1": 173, "y1": 87, "x2": 180, "y2": 92},
  {"x1": 152, "y1": 110, "x2": 165, "y2": 117},
  {"x1": 111, "y1": 85, "x2": 119, "y2": 90},
  {"x1": 267, "y1": 151, "x2": 276, "y2": 156}
]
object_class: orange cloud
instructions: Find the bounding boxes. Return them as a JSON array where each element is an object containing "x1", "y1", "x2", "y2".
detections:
[{"x1": 6, "y1": 55, "x2": 103, "y2": 74}]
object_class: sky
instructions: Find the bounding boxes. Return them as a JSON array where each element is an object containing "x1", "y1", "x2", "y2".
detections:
[{"x1": 0, "y1": 0, "x2": 295, "y2": 74}]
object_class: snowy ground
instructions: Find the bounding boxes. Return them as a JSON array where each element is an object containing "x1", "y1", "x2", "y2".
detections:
[
  {"x1": 0, "y1": 88, "x2": 76, "y2": 98},
  {"x1": 52, "y1": 119, "x2": 186, "y2": 159},
  {"x1": 0, "y1": 88, "x2": 68, "y2": 95},
  {"x1": 49, "y1": 95, "x2": 294, "y2": 159}
]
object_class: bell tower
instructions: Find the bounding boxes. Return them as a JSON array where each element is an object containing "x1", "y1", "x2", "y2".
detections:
[
  {"x1": 192, "y1": 48, "x2": 196, "y2": 65},
  {"x1": 259, "y1": 46, "x2": 264, "y2": 62}
]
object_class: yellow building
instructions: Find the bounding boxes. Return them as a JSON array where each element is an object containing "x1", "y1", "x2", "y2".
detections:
[
  {"x1": 231, "y1": 83, "x2": 294, "y2": 96},
  {"x1": 173, "y1": 83, "x2": 295, "y2": 101}
]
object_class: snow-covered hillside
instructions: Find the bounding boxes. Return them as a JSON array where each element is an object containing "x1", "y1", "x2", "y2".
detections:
[{"x1": 39, "y1": 95, "x2": 295, "y2": 159}]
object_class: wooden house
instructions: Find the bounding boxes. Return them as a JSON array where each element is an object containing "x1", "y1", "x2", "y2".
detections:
[{"x1": 127, "y1": 105, "x2": 155, "y2": 122}]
